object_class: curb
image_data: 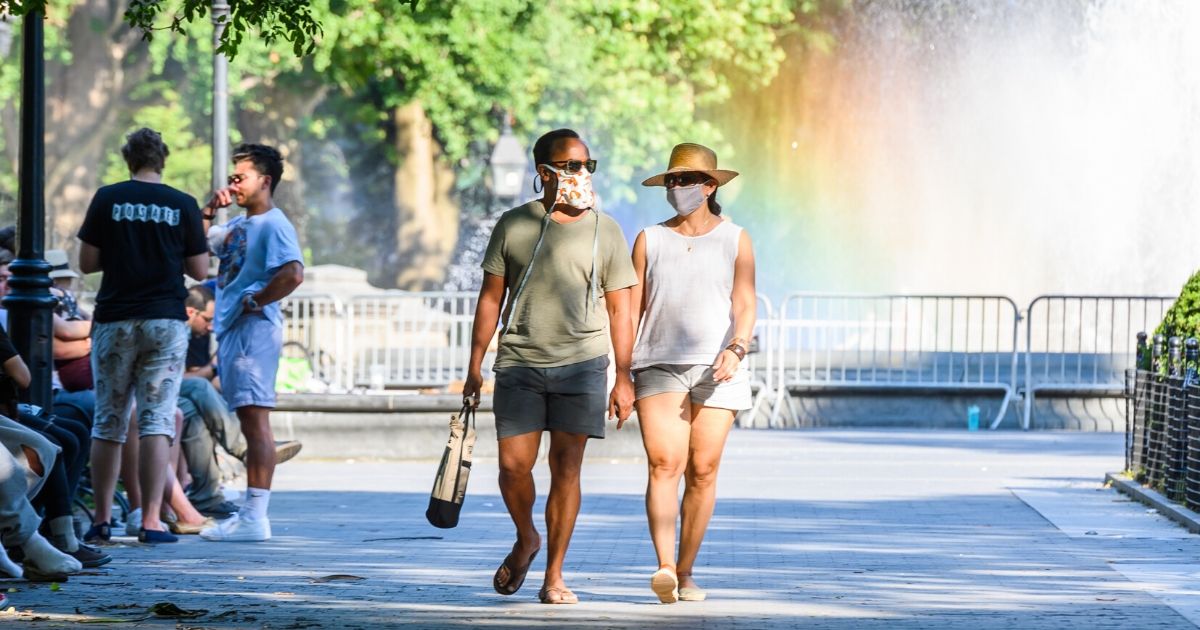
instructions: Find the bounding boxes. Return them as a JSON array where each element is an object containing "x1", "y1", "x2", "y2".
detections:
[{"x1": 1105, "y1": 472, "x2": 1200, "y2": 534}]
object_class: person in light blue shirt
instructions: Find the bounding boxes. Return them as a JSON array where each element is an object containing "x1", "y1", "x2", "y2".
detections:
[{"x1": 199, "y1": 143, "x2": 304, "y2": 543}]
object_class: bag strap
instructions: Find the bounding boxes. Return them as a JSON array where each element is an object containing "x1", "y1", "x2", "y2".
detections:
[{"x1": 461, "y1": 403, "x2": 475, "y2": 432}]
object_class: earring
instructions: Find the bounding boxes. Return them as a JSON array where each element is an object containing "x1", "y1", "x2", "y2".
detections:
[{"x1": 533, "y1": 178, "x2": 543, "y2": 194}]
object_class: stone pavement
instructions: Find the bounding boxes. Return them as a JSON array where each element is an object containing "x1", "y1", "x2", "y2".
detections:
[{"x1": 3, "y1": 429, "x2": 1199, "y2": 628}]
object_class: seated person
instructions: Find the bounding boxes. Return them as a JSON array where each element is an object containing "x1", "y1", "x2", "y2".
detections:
[
  {"x1": 185, "y1": 284, "x2": 218, "y2": 385},
  {"x1": 0, "y1": 322, "x2": 90, "y2": 578}
]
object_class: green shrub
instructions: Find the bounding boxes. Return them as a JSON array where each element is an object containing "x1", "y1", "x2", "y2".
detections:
[{"x1": 1151, "y1": 268, "x2": 1200, "y2": 370}]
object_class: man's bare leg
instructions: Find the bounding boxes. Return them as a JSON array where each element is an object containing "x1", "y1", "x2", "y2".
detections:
[
  {"x1": 494, "y1": 431, "x2": 542, "y2": 592},
  {"x1": 542, "y1": 431, "x2": 588, "y2": 598}
]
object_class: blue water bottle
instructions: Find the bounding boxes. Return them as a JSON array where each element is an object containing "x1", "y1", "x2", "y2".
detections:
[{"x1": 967, "y1": 405, "x2": 980, "y2": 431}]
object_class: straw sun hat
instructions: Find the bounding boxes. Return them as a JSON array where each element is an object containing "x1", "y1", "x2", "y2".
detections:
[{"x1": 641, "y1": 142, "x2": 739, "y2": 187}]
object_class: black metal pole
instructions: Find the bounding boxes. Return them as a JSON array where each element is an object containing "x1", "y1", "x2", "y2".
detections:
[{"x1": 3, "y1": 10, "x2": 55, "y2": 409}]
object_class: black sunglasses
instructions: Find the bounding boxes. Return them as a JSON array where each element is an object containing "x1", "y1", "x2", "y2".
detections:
[
  {"x1": 547, "y1": 159, "x2": 598, "y2": 174},
  {"x1": 664, "y1": 172, "x2": 710, "y2": 188}
]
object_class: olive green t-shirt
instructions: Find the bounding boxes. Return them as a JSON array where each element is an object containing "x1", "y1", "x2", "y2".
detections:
[{"x1": 482, "y1": 200, "x2": 637, "y2": 368}]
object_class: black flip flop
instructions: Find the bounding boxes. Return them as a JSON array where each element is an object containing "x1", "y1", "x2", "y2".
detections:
[{"x1": 492, "y1": 543, "x2": 539, "y2": 595}]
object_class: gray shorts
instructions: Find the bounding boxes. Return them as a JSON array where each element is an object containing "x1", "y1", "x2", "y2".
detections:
[
  {"x1": 217, "y1": 313, "x2": 283, "y2": 410},
  {"x1": 91, "y1": 319, "x2": 189, "y2": 442},
  {"x1": 634, "y1": 364, "x2": 753, "y2": 411},
  {"x1": 493, "y1": 355, "x2": 609, "y2": 440}
]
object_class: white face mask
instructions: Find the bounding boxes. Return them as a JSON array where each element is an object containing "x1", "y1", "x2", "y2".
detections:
[
  {"x1": 667, "y1": 184, "x2": 707, "y2": 216},
  {"x1": 542, "y1": 164, "x2": 596, "y2": 210}
]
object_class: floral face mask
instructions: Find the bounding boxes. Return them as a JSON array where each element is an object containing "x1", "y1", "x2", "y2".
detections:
[{"x1": 542, "y1": 164, "x2": 597, "y2": 210}]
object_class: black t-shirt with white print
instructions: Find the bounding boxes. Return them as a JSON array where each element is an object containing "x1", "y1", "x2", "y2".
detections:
[{"x1": 78, "y1": 180, "x2": 207, "y2": 323}]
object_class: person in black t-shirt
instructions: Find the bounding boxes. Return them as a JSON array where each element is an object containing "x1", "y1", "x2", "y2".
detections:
[
  {"x1": 76, "y1": 128, "x2": 209, "y2": 544},
  {"x1": 184, "y1": 284, "x2": 217, "y2": 383}
]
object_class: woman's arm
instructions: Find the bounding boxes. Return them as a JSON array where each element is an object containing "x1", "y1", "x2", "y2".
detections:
[
  {"x1": 53, "y1": 337, "x2": 91, "y2": 361},
  {"x1": 629, "y1": 231, "x2": 648, "y2": 336},
  {"x1": 712, "y1": 230, "x2": 756, "y2": 381}
]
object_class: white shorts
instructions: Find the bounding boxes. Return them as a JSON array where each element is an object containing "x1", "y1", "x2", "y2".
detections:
[{"x1": 633, "y1": 364, "x2": 753, "y2": 411}]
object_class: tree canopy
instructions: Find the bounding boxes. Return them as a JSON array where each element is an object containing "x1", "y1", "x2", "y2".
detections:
[
  {"x1": 0, "y1": 0, "x2": 844, "y2": 288},
  {"x1": 1, "y1": 0, "x2": 422, "y2": 56}
]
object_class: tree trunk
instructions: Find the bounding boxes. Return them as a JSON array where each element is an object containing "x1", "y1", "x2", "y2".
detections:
[
  {"x1": 392, "y1": 100, "x2": 458, "y2": 290},
  {"x1": 234, "y1": 80, "x2": 328, "y2": 253},
  {"x1": 43, "y1": 0, "x2": 152, "y2": 256}
]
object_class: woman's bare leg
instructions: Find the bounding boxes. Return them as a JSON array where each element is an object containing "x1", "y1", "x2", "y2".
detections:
[
  {"x1": 676, "y1": 405, "x2": 735, "y2": 590},
  {"x1": 636, "y1": 392, "x2": 692, "y2": 570}
]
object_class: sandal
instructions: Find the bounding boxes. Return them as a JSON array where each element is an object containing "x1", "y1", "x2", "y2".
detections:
[
  {"x1": 677, "y1": 572, "x2": 706, "y2": 601},
  {"x1": 493, "y1": 543, "x2": 539, "y2": 595},
  {"x1": 651, "y1": 567, "x2": 679, "y2": 603},
  {"x1": 538, "y1": 585, "x2": 579, "y2": 605}
]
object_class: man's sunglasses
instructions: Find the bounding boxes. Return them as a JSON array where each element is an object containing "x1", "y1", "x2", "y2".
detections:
[
  {"x1": 227, "y1": 173, "x2": 255, "y2": 185},
  {"x1": 546, "y1": 159, "x2": 598, "y2": 174},
  {"x1": 664, "y1": 172, "x2": 711, "y2": 188}
]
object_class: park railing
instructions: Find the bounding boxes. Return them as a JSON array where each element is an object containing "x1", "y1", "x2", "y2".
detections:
[
  {"x1": 266, "y1": 290, "x2": 1178, "y2": 429},
  {"x1": 1022, "y1": 296, "x2": 1174, "y2": 430},
  {"x1": 769, "y1": 294, "x2": 1020, "y2": 429},
  {"x1": 1125, "y1": 336, "x2": 1200, "y2": 509}
]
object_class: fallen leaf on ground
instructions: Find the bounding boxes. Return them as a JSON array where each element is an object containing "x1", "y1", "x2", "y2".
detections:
[
  {"x1": 148, "y1": 602, "x2": 207, "y2": 619},
  {"x1": 310, "y1": 574, "x2": 366, "y2": 583},
  {"x1": 99, "y1": 603, "x2": 142, "y2": 611}
]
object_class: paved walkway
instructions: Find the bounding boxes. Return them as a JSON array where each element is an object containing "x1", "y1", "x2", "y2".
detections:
[{"x1": 3, "y1": 430, "x2": 1198, "y2": 628}]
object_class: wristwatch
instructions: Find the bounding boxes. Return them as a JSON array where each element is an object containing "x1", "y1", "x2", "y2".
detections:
[{"x1": 244, "y1": 296, "x2": 260, "y2": 311}]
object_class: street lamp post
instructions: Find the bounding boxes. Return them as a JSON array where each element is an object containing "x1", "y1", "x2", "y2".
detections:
[
  {"x1": 212, "y1": 1, "x2": 230, "y2": 222},
  {"x1": 4, "y1": 9, "x2": 56, "y2": 408},
  {"x1": 489, "y1": 119, "x2": 527, "y2": 208}
]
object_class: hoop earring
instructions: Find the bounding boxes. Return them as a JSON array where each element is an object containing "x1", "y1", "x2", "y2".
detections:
[{"x1": 533, "y1": 178, "x2": 543, "y2": 194}]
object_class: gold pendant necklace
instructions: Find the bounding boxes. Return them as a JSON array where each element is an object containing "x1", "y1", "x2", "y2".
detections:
[{"x1": 683, "y1": 215, "x2": 714, "y2": 253}]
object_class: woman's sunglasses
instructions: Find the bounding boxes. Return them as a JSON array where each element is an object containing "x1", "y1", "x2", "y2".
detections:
[
  {"x1": 664, "y1": 172, "x2": 710, "y2": 188},
  {"x1": 546, "y1": 159, "x2": 598, "y2": 174}
]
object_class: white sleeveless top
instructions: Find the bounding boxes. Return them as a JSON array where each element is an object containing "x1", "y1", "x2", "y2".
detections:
[{"x1": 632, "y1": 219, "x2": 742, "y2": 369}]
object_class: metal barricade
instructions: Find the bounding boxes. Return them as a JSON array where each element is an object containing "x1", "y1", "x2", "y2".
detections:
[
  {"x1": 346, "y1": 292, "x2": 483, "y2": 389},
  {"x1": 278, "y1": 293, "x2": 348, "y2": 391},
  {"x1": 736, "y1": 295, "x2": 777, "y2": 428},
  {"x1": 772, "y1": 294, "x2": 1020, "y2": 429},
  {"x1": 1023, "y1": 296, "x2": 1174, "y2": 430}
]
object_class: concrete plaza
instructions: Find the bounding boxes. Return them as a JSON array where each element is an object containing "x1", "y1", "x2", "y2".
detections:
[{"x1": 3, "y1": 429, "x2": 1198, "y2": 628}]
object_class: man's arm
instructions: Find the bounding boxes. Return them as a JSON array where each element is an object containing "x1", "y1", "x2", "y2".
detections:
[
  {"x1": 186, "y1": 363, "x2": 216, "y2": 380},
  {"x1": 462, "y1": 273, "x2": 505, "y2": 405},
  {"x1": 605, "y1": 287, "x2": 635, "y2": 428},
  {"x1": 184, "y1": 253, "x2": 209, "y2": 282},
  {"x1": 3, "y1": 355, "x2": 30, "y2": 389},
  {"x1": 246, "y1": 261, "x2": 304, "y2": 310},
  {"x1": 78, "y1": 241, "x2": 101, "y2": 275}
]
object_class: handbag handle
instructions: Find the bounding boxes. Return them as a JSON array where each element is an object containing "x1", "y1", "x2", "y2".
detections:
[{"x1": 458, "y1": 400, "x2": 476, "y2": 431}]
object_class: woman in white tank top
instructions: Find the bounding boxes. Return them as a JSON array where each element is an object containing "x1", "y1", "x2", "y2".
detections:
[{"x1": 630, "y1": 143, "x2": 757, "y2": 604}]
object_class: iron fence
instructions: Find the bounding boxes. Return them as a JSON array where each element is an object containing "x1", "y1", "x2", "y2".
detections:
[{"x1": 1126, "y1": 335, "x2": 1200, "y2": 510}]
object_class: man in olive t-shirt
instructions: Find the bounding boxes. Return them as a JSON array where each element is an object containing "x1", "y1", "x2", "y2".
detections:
[{"x1": 464, "y1": 129, "x2": 636, "y2": 604}]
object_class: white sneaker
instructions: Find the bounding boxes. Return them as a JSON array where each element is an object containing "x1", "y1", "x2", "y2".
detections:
[
  {"x1": 199, "y1": 513, "x2": 271, "y2": 542},
  {"x1": 124, "y1": 508, "x2": 142, "y2": 537}
]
